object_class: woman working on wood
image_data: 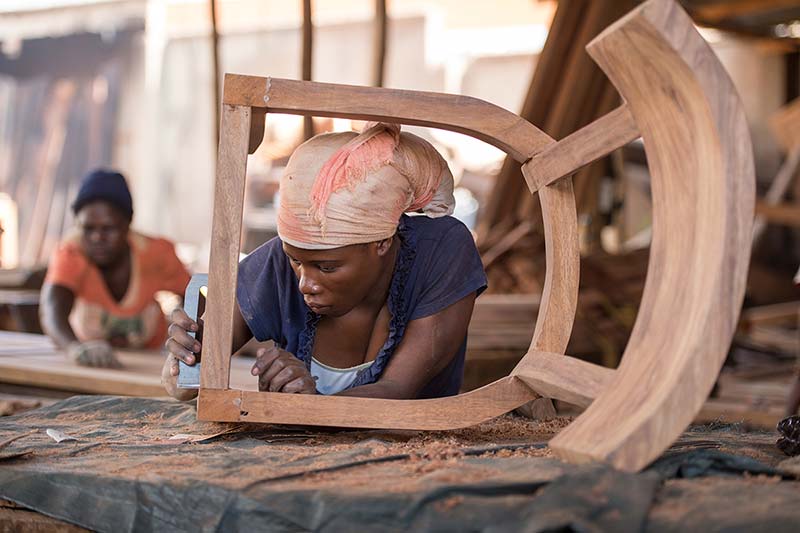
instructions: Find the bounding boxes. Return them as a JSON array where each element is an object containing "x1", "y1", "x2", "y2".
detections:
[
  {"x1": 40, "y1": 169, "x2": 192, "y2": 368},
  {"x1": 163, "y1": 123, "x2": 486, "y2": 400}
]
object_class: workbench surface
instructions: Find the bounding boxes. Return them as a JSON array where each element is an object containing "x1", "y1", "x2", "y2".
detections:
[{"x1": 0, "y1": 396, "x2": 799, "y2": 532}]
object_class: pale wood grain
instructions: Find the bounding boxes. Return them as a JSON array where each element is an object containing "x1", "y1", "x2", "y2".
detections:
[
  {"x1": 549, "y1": 0, "x2": 755, "y2": 471},
  {"x1": 202, "y1": 104, "x2": 251, "y2": 389}
]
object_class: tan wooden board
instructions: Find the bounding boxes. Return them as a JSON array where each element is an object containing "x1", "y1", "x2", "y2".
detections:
[{"x1": 0, "y1": 332, "x2": 257, "y2": 396}]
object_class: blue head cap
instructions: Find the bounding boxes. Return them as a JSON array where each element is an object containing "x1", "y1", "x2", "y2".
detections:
[{"x1": 71, "y1": 169, "x2": 133, "y2": 221}]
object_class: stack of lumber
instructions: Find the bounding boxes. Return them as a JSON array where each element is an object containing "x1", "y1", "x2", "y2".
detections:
[{"x1": 478, "y1": 0, "x2": 639, "y2": 277}]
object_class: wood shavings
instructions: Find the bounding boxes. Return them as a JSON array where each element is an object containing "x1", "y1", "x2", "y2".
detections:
[{"x1": 46, "y1": 429, "x2": 77, "y2": 443}]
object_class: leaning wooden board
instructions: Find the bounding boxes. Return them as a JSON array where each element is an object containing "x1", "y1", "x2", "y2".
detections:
[{"x1": 0, "y1": 331, "x2": 258, "y2": 396}]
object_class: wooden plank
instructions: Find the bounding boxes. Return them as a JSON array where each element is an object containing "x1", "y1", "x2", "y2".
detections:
[
  {"x1": 0, "y1": 347, "x2": 258, "y2": 397},
  {"x1": 223, "y1": 75, "x2": 552, "y2": 164},
  {"x1": 481, "y1": 221, "x2": 533, "y2": 269},
  {"x1": 739, "y1": 301, "x2": 799, "y2": 327},
  {"x1": 202, "y1": 104, "x2": 251, "y2": 389},
  {"x1": 513, "y1": 351, "x2": 613, "y2": 408},
  {"x1": 524, "y1": 104, "x2": 639, "y2": 191},
  {"x1": 755, "y1": 200, "x2": 800, "y2": 227},
  {"x1": 199, "y1": 376, "x2": 537, "y2": 430},
  {"x1": 550, "y1": 0, "x2": 755, "y2": 471}
]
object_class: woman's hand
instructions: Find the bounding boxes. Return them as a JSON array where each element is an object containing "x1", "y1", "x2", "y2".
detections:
[
  {"x1": 252, "y1": 346, "x2": 317, "y2": 394},
  {"x1": 67, "y1": 340, "x2": 122, "y2": 368},
  {"x1": 165, "y1": 308, "x2": 201, "y2": 367},
  {"x1": 162, "y1": 307, "x2": 200, "y2": 401}
]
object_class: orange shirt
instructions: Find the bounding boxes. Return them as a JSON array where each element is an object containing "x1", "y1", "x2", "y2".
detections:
[{"x1": 44, "y1": 231, "x2": 191, "y2": 349}]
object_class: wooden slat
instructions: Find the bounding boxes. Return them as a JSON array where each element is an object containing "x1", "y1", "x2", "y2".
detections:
[
  {"x1": 513, "y1": 351, "x2": 613, "y2": 408},
  {"x1": 524, "y1": 104, "x2": 639, "y2": 191},
  {"x1": 223, "y1": 75, "x2": 552, "y2": 163},
  {"x1": 199, "y1": 376, "x2": 538, "y2": 430},
  {"x1": 202, "y1": 104, "x2": 251, "y2": 389},
  {"x1": 739, "y1": 301, "x2": 799, "y2": 327},
  {"x1": 755, "y1": 200, "x2": 800, "y2": 228},
  {"x1": 550, "y1": 0, "x2": 755, "y2": 472}
]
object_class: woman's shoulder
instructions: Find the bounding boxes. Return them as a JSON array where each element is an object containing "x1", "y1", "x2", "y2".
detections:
[
  {"x1": 238, "y1": 236, "x2": 291, "y2": 286},
  {"x1": 403, "y1": 215, "x2": 473, "y2": 245},
  {"x1": 242, "y1": 236, "x2": 287, "y2": 265}
]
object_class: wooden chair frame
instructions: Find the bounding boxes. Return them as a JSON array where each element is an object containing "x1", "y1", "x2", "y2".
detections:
[{"x1": 195, "y1": 0, "x2": 754, "y2": 472}]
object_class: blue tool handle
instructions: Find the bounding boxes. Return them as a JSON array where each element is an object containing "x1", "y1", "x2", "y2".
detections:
[{"x1": 177, "y1": 273, "x2": 208, "y2": 389}]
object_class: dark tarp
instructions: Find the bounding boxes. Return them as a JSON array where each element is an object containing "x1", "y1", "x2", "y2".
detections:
[{"x1": 0, "y1": 396, "x2": 799, "y2": 532}]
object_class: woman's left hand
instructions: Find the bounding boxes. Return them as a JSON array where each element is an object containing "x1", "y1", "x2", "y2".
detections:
[{"x1": 252, "y1": 346, "x2": 317, "y2": 394}]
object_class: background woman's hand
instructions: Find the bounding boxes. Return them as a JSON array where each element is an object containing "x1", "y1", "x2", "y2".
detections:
[
  {"x1": 252, "y1": 346, "x2": 317, "y2": 394},
  {"x1": 67, "y1": 340, "x2": 121, "y2": 368}
]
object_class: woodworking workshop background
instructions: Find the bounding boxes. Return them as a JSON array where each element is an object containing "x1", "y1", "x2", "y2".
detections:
[{"x1": 0, "y1": 0, "x2": 798, "y2": 381}]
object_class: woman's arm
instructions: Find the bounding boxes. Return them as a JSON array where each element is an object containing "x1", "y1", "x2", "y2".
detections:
[
  {"x1": 40, "y1": 283, "x2": 121, "y2": 367},
  {"x1": 39, "y1": 282, "x2": 79, "y2": 349},
  {"x1": 337, "y1": 292, "x2": 477, "y2": 399}
]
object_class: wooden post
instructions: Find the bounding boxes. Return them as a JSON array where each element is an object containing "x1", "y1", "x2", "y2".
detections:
[
  {"x1": 302, "y1": 0, "x2": 314, "y2": 140},
  {"x1": 210, "y1": 0, "x2": 221, "y2": 147},
  {"x1": 373, "y1": 0, "x2": 388, "y2": 87},
  {"x1": 199, "y1": 104, "x2": 251, "y2": 391}
]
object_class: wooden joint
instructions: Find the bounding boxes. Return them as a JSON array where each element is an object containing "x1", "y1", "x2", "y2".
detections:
[{"x1": 522, "y1": 104, "x2": 640, "y2": 192}]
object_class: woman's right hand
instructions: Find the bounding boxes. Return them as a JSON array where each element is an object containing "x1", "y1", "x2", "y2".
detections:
[
  {"x1": 165, "y1": 307, "x2": 201, "y2": 367},
  {"x1": 162, "y1": 307, "x2": 201, "y2": 401}
]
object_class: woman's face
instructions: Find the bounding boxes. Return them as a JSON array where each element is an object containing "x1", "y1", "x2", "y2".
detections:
[
  {"x1": 76, "y1": 201, "x2": 130, "y2": 268},
  {"x1": 283, "y1": 239, "x2": 393, "y2": 316}
]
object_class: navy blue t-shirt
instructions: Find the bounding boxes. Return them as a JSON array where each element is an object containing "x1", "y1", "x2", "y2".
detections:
[{"x1": 236, "y1": 214, "x2": 487, "y2": 398}]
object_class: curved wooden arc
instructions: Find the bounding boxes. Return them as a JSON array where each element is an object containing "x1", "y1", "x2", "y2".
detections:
[
  {"x1": 225, "y1": 75, "x2": 552, "y2": 164},
  {"x1": 200, "y1": 76, "x2": 584, "y2": 428},
  {"x1": 548, "y1": 0, "x2": 755, "y2": 471}
]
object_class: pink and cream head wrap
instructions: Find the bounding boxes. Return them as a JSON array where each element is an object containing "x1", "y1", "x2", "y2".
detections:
[{"x1": 276, "y1": 122, "x2": 455, "y2": 249}]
